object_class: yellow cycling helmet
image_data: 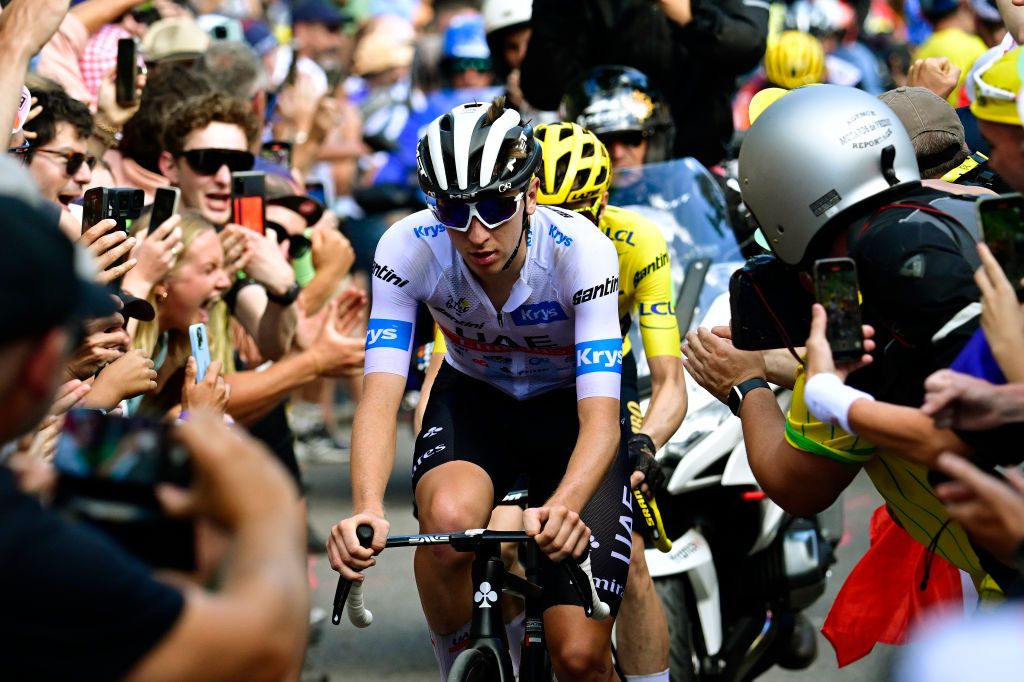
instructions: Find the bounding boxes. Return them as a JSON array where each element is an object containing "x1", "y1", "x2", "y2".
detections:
[
  {"x1": 534, "y1": 122, "x2": 612, "y2": 207},
  {"x1": 764, "y1": 31, "x2": 826, "y2": 90},
  {"x1": 970, "y1": 47, "x2": 1022, "y2": 126}
]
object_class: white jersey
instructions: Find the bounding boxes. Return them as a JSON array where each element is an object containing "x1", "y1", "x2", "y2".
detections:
[{"x1": 364, "y1": 206, "x2": 623, "y2": 401}]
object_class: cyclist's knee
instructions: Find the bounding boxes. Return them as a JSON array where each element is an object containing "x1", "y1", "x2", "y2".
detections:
[
  {"x1": 548, "y1": 636, "x2": 616, "y2": 681},
  {"x1": 626, "y1": 531, "x2": 651, "y2": 586}
]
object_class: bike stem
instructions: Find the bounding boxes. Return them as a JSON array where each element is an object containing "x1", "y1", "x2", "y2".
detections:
[{"x1": 469, "y1": 541, "x2": 510, "y2": 646}]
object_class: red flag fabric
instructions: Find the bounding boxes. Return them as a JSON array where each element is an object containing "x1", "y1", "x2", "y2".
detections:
[{"x1": 821, "y1": 505, "x2": 964, "y2": 667}]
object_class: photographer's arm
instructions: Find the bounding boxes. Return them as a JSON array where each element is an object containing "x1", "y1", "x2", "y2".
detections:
[
  {"x1": 739, "y1": 389, "x2": 859, "y2": 516},
  {"x1": 122, "y1": 414, "x2": 306, "y2": 682}
]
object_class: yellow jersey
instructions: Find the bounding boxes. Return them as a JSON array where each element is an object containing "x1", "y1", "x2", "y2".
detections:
[
  {"x1": 433, "y1": 205, "x2": 681, "y2": 361},
  {"x1": 785, "y1": 366, "x2": 987, "y2": 585}
]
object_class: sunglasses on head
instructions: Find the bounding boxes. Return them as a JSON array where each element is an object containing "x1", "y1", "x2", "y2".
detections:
[
  {"x1": 427, "y1": 193, "x2": 524, "y2": 232},
  {"x1": 181, "y1": 148, "x2": 255, "y2": 176},
  {"x1": 599, "y1": 130, "x2": 647, "y2": 149},
  {"x1": 31, "y1": 148, "x2": 98, "y2": 175}
]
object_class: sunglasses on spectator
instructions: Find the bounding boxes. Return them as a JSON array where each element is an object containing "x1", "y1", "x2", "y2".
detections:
[
  {"x1": 181, "y1": 148, "x2": 255, "y2": 176},
  {"x1": 427, "y1": 192, "x2": 523, "y2": 231},
  {"x1": 598, "y1": 131, "x2": 647, "y2": 149},
  {"x1": 450, "y1": 57, "x2": 492, "y2": 74},
  {"x1": 30, "y1": 148, "x2": 98, "y2": 175},
  {"x1": 267, "y1": 221, "x2": 313, "y2": 259}
]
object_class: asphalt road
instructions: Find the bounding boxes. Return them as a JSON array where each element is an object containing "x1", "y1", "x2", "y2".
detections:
[{"x1": 301, "y1": 414, "x2": 892, "y2": 681}]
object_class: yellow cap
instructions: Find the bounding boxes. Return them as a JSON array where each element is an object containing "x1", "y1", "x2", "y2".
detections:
[
  {"x1": 970, "y1": 47, "x2": 1022, "y2": 126},
  {"x1": 749, "y1": 87, "x2": 791, "y2": 125}
]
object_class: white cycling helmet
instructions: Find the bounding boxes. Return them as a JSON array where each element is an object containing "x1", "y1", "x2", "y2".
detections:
[
  {"x1": 738, "y1": 84, "x2": 920, "y2": 265},
  {"x1": 482, "y1": 0, "x2": 532, "y2": 35}
]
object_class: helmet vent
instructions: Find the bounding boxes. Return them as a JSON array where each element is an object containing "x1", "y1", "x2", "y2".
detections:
[{"x1": 581, "y1": 142, "x2": 594, "y2": 159}]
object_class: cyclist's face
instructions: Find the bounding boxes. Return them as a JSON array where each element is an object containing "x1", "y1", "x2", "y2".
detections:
[
  {"x1": 979, "y1": 119, "x2": 1024, "y2": 192},
  {"x1": 448, "y1": 177, "x2": 539, "y2": 278}
]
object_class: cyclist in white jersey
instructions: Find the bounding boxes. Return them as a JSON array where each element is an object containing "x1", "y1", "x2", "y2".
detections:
[{"x1": 329, "y1": 98, "x2": 630, "y2": 681}]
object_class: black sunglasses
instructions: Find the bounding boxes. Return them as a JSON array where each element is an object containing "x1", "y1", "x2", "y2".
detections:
[
  {"x1": 267, "y1": 221, "x2": 313, "y2": 260},
  {"x1": 32, "y1": 148, "x2": 98, "y2": 175},
  {"x1": 599, "y1": 131, "x2": 647, "y2": 149},
  {"x1": 450, "y1": 57, "x2": 492, "y2": 74},
  {"x1": 181, "y1": 148, "x2": 255, "y2": 176}
]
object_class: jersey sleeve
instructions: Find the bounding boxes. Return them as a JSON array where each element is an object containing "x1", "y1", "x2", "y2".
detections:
[
  {"x1": 564, "y1": 231, "x2": 623, "y2": 401},
  {"x1": 785, "y1": 367, "x2": 877, "y2": 465},
  {"x1": 363, "y1": 223, "x2": 425, "y2": 378},
  {"x1": 631, "y1": 215, "x2": 681, "y2": 359}
]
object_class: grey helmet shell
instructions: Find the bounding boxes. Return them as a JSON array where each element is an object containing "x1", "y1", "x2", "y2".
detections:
[{"x1": 738, "y1": 85, "x2": 920, "y2": 265}]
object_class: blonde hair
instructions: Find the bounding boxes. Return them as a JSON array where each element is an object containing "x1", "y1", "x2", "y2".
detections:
[{"x1": 133, "y1": 210, "x2": 235, "y2": 374}]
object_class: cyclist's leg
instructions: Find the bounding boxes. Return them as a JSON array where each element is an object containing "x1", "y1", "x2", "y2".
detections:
[
  {"x1": 412, "y1": 363, "x2": 519, "y2": 676},
  {"x1": 615, "y1": 355, "x2": 670, "y2": 680},
  {"x1": 525, "y1": 387, "x2": 631, "y2": 681}
]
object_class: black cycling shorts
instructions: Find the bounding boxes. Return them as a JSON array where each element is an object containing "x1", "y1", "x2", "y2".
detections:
[{"x1": 413, "y1": 361, "x2": 632, "y2": 616}]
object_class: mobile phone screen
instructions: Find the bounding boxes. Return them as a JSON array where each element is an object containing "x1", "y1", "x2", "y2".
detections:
[
  {"x1": 188, "y1": 323, "x2": 212, "y2": 383},
  {"x1": 305, "y1": 182, "x2": 327, "y2": 205},
  {"x1": 813, "y1": 258, "x2": 864, "y2": 362},
  {"x1": 150, "y1": 187, "x2": 180, "y2": 233},
  {"x1": 979, "y1": 194, "x2": 1024, "y2": 287},
  {"x1": 116, "y1": 38, "x2": 138, "y2": 107},
  {"x1": 53, "y1": 410, "x2": 194, "y2": 569}
]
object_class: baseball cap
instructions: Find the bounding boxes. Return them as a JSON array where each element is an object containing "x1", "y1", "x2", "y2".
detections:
[
  {"x1": 243, "y1": 20, "x2": 278, "y2": 58},
  {"x1": 352, "y1": 26, "x2": 415, "y2": 76},
  {"x1": 970, "y1": 47, "x2": 1022, "y2": 126},
  {"x1": 971, "y1": 0, "x2": 1002, "y2": 23},
  {"x1": 292, "y1": 0, "x2": 352, "y2": 28},
  {"x1": 141, "y1": 17, "x2": 211, "y2": 62},
  {"x1": 265, "y1": 173, "x2": 325, "y2": 227},
  {"x1": 0, "y1": 156, "x2": 115, "y2": 339},
  {"x1": 879, "y1": 86, "x2": 965, "y2": 162}
]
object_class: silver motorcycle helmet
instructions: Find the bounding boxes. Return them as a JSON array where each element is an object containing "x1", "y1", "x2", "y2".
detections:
[{"x1": 738, "y1": 85, "x2": 920, "y2": 266}]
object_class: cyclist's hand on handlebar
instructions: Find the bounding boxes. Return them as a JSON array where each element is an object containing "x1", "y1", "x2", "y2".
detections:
[
  {"x1": 327, "y1": 512, "x2": 389, "y2": 580},
  {"x1": 628, "y1": 433, "x2": 665, "y2": 496},
  {"x1": 523, "y1": 505, "x2": 591, "y2": 562}
]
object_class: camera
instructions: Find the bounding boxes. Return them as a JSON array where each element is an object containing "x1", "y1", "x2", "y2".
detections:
[{"x1": 729, "y1": 255, "x2": 814, "y2": 351}]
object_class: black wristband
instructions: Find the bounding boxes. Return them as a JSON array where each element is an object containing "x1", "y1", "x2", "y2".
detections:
[
  {"x1": 728, "y1": 377, "x2": 771, "y2": 416},
  {"x1": 266, "y1": 281, "x2": 301, "y2": 305}
]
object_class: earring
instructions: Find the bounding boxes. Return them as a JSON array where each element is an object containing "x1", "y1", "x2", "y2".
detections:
[{"x1": 157, "y1": 291, "x2": 168, "y2": 301}]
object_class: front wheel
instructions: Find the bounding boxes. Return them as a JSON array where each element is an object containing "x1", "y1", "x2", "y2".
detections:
[
  {"x1": 448, "y1": 647, "x2": 501, "y2": 682},
  {"x1": 654, "y1": 575, "x2": 701, "y2": 682}
]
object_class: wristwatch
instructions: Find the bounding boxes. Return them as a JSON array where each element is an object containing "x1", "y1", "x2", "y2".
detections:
[
  {"x1": 266, "y1": 281, "x2": 302, "y2": 306},
  {"x1": 727, "y1": 378, "x2": 771, "y2": 416}
]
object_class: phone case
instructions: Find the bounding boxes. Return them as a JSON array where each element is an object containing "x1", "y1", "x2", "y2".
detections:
[{"x1": 188, "y1": 323, "x2": 212, "y2": 383}]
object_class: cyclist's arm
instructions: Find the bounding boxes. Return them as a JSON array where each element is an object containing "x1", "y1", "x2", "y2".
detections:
[
  {"x1": 643, "y1": 355, "x2": 685, "y2": 448},
  {"x1": 549, "y1": 395, "x2": 621, "y2": 512},
  {"x1": 847, "y1": 399, "x2": 970, "y2": 467},
  {"x1": 741, "y1": 388, "x2": 860, "y2": 517},
  {"x1": 351, "y1": 372, "x2": 406, "y2": 515},
  {"x1": 633, "y1": 226, "x2": 686, "y2": 447}
]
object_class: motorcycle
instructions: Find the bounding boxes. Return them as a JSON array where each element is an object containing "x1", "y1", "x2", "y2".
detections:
[{"x1": 612, "y1": 159, "x2": 842, "y2": 681}]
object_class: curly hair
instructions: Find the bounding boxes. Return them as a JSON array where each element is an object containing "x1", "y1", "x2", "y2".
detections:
[
  {"x1": 23, "y1": 88, "x2": 94, "y2": 149},
  {"x1": 161, "y1": 92, "x2": 260, "y2": 158}
]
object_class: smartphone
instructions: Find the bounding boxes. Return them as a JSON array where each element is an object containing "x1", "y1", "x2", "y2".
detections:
[
  {"x1": 150, "y1": 186, "x2": 180, "y2": 232},
  {"x1": 977, "y1": 193, "x2": 1024, "y2": 292},
  {"x1": 116, "y1": 38, "x2": 139, "y2": 107},
  {"x1": 231, "y1": 171, "x2": 266, "y2": 235},
  {"x1": 813, "y1": 257, "x2": 864, "y2": 363},
  {"x1": 53, "y1": 409, "x2": 194, "y2": 570},
  {"x1": 305, "y1": 181, "x2": 327, "y2": 205},
  {"x1": 83, "y1": 187, "x2": 145, "y2": 232},
  {"x1": 260, "y1": 140, "x2": 292, "y2": 168},
  {"x1": 188, "y1": 323, "x2": 212, "y2": 383}
]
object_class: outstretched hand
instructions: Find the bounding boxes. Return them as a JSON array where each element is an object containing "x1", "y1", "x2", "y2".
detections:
[{"x1": 804, "y1": 303, "x2": 875, "y2": 381}]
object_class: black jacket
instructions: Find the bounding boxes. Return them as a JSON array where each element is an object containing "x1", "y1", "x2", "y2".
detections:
[{"x1": 520, "y1": 0, "x2": 768, "y2": 165}]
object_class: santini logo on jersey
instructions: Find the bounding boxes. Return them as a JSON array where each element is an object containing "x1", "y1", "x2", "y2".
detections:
[
  {"x1": 372, "y1": 261, "x2": 409, "y2": 288},
  {"x1": 414, "y1": 224, "x2": 446, "y2": 239},
  {"x1": 633, "y1": 253, "x2": 669, "y2": 287},
  {"x1": 576, "y1": 338, "x2": 623, "y2": 375},
  {"x1": 510, "y1": 301, "x2": 569, "y2": 326},
  {"x1": 366, "y1": 319, "x2": 413, "y2": 350},
  {"x1": 572, "y1": 276, "x2": 619, "y2": 305}
]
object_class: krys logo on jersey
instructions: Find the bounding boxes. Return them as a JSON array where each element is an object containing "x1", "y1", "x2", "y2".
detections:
[
  {"x1": 414, "y1": 223, "x2": 446, "y2": 239},
  {"x1": 366, "y1": 319, "x2": 413, "y2": 350},
  {"x1": 576, "y1": 338, "x2": 623, "y2": 375},
  {"x1": 510, "y1": 301, "x2": 569, "y2": 326}
]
